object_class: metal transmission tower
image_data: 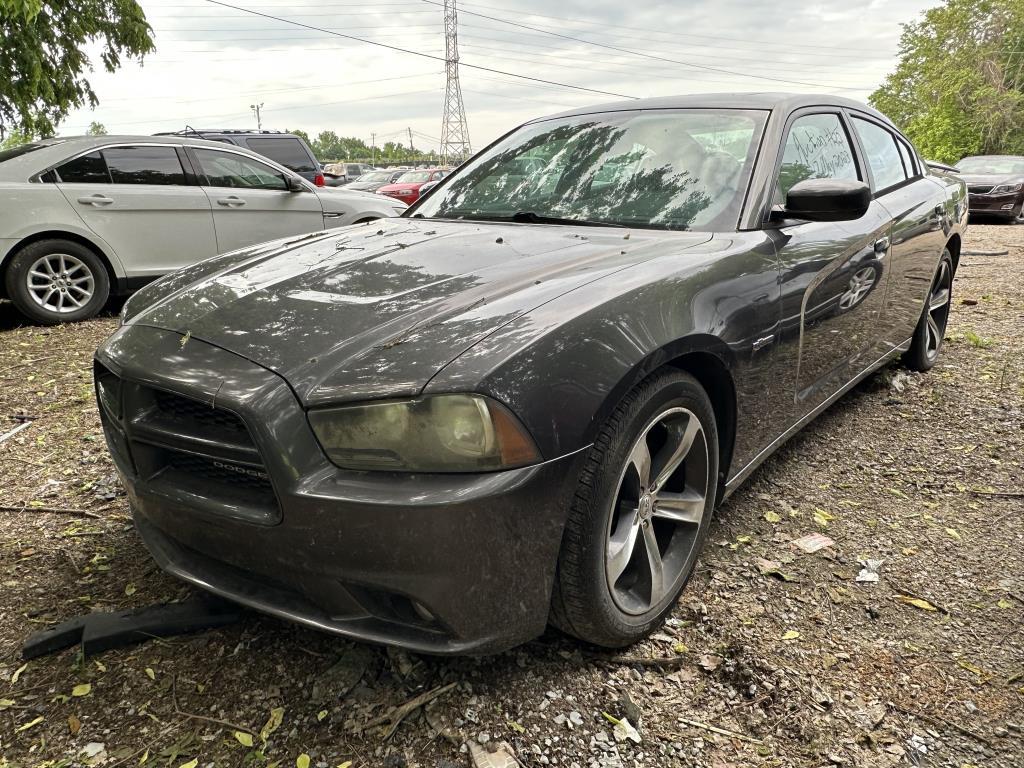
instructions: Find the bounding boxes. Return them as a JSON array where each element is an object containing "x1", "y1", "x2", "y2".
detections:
[{"x1": 439, "y1": 0, "x2": 471, "y2": 165}]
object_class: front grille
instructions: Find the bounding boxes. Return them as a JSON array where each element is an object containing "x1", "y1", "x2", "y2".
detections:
[
  {"x1": 969, "y1": 185, "x2": 994, "y2": 195},
  {"x1": 167, "y1": 452, "x2": 272, "y2": 491},
  {"x1": 94, "y1": 362, "x2": 280, "y2": 523},
  {"x1": 152, "y1": 389, "x2": 251, "y2": 443}
]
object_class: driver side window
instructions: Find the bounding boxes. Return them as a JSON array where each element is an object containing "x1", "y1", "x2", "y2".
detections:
[
  {"x1": 192, "y1": 148, "x2": 288, "y2": 190},
  {"x1": 776, "y1": 113, "x2": 859, "y2": 203}
]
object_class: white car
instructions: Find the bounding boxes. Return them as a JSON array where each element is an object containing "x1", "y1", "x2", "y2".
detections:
[{"x1": 0, "y1": 136, "x2": 406, "y2": 324}]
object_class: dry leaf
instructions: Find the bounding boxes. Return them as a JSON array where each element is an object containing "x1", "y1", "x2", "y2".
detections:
[
  {"x1": 895, "y1": 595, "x2": 937, "y2": 612},
  {"x1": 813, "y1": 509, "x2": 834, "y2": 527},
  {"x1": 782, "y1": 630, "x2": 800, "y2": 641},
  {"x1": 260, "y1": 707, "x2": 285, "y2": 742},
  {"x1": 178, "y1": 760, "x2": 198, "y2": 768},
  {"x1": 72, "y1": 683, "x2": 91, "y2": 697},
  {"x1": 317, "y1": 710, "x2": 328, "y2": 722},
  {"x1": 945, "y1": 527, "x2": 962, "y2": 541},
  {"x1": 764, "y1": 510, "x2": 781, "y2": 523},
  {"x1": 297, "y1": 755, "x2": 311, "y2": 768},
  {"x1": 145, "y1": 668, "x2": 156, "y2": 680},
  {"x1": 68, "y1": 714, "x2": 81, "y2": 735},
  {"x1": 16, "y1": 715, "x2": 43, "y2": 732},
  {"x1": 11, "y1": 663, "x2": 27, "y2": 684},
  {"x1": 234, "y1": 731, "x2": 254, "y2": 747}
]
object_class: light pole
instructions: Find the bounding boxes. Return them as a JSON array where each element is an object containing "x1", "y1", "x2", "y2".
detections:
[{"x1": 250, "y1": 102, "x2": 264, "y2": 131}]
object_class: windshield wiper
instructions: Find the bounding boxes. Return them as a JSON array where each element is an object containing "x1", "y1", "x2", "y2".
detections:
[{"x1": 509, "y1": 210, "x2": 626, "y2": 228}]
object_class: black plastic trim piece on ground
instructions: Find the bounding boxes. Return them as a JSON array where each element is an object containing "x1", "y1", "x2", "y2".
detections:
[{"x1": 22, "y1": 594, "x2": 244, "y2": 659}]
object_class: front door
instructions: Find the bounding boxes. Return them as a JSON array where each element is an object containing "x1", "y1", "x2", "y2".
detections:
[
  {"x1": 769, "y1": 111, "x2": 893, "y2": 421},
  {"x1": 189, "y1": 147, "x2": 324, "y2": 253},
  {"x1": 55, "y1": 144, "x2": 218, "y2": 278}
]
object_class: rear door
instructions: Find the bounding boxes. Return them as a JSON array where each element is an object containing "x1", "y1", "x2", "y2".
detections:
[
  {"x1": 848, "y1": 114, "x2": 947, "y2": 348},
  {"x1": 54, "y1": 144, "x2": 217, "y2": 277},
  {"x1": 189, "y1": 146, "x2": 324, "y2": 253},
  {"x1": 768, "y1": 110, "x2": 893, "y2": 421}
]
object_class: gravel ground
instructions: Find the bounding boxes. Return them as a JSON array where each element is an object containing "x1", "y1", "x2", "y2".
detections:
[{"x1": 0, "y1": 224, "x2": 1022, "y2": 768}]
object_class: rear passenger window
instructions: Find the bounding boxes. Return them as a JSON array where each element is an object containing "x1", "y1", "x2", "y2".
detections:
[
  {"x1": 244, "y1": 137, "x2": 315, "y2": 174},
  {"x1": 104, "y1": 146, "x2": 186, "y2": 185},
  {"x1": 56, "y1": 151, "x2": 110, "y2": 184},
  {"x1": 852, "y1": 117, "x2": 906, "y2": 191},
  {"x1": 776, "y1": 113, "x2": 858, "y2": 201},
  {"x1": 896, "y1": 138, "x2": 918, "y2": 178}
]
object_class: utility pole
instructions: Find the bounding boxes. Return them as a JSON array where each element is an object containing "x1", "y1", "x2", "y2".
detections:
[
  {"x1": 371, "y1": 132, "x2": 376, "y2": 165},
  {"x1": 408, "y1": 127, "x2": 414, "y2": 163},
  {"x1": 250, "y1": 101, "x2": 264, "y2": 131},
  {"x1": 439, "y1": 0, "x2": 471, "y2": 166}
]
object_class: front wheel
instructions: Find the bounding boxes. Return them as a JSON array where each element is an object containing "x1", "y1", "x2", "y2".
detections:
[
  {"x1": 5, "y1": 239, "x2": 110, "y2": 325},
  {"x1": 902, "y1": 249, "x2": 953, "y2": 372},
  {"x1": 550, "y1": 369, "x2": 719, "y2": 647}
]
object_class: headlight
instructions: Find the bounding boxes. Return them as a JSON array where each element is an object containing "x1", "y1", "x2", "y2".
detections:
[
  {"x1": 308, "y1": 394, "x2": 541, "y2": 472},
  {"x1": 992, "y1": 182, "x2": 1023, "y2": 194}
]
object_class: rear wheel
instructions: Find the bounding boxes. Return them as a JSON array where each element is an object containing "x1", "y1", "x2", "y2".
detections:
[
  {"x1": 902, "y1": 249, "x2": 953, "y2": 372},
  {"x1": 4, "y1": 239, "x2": 110, "y2": 325},
  {"x1": 551, "y1": 370, "x2": 718, "y2": 647}
]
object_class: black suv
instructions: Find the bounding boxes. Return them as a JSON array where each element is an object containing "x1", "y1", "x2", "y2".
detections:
[{"x1": 153, "y1": 129, "x2": 324, "y2": 186}]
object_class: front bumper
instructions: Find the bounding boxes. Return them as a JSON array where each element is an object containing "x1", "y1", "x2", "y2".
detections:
[
  {"x1": 967, "y1": 191, "x2": 1022, "y2": 217},
  {"x1": 96, "y1": 325, "x2": 586, "y2": 654}
]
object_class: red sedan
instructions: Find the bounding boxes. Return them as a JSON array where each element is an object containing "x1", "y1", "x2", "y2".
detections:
[{"x1": 377, "y1": 168, "x2": 449, "y2": 204}]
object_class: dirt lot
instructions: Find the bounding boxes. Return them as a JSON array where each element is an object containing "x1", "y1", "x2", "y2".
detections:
[{"x1": 1, "y1": 224, "x2": 1022, "y2": 768}]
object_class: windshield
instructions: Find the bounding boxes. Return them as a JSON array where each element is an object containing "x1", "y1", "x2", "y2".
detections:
[
  {"x1": 957, "y1": 156, "x2": 1024, "y2": 174},
  {"x1": 413, "y1": 109, "x2": 768, "y2": 230},
  {"x1": 399, "y1": 170, "x2": 433, "y2": 183},
  {"x1": 358, "y1": 171, "x2": 392, "y2": 182}
]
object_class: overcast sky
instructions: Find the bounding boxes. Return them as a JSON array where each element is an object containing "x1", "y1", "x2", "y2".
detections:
[{"x1": 58, "y1": 0, "x2": 935, "y2": 154}]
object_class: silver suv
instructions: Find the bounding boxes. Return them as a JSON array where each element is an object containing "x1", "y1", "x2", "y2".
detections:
[{"x1": 0, "y1": 135, "x2": 406, "y2": 324}]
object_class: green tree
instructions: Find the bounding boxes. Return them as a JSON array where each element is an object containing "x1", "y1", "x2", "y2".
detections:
[
  {"x1": 87, "y1": 120, "x2": 107, "y2": 136},
  {"x1": 1, "y1": 129, "x2": 32, "y2": 150},
  {"x1": 1, "y1": 0, "x2": 155, "y2": 139},
  {"x1": 871, "y1": 0, "x2": 1024, "y2": 163}
]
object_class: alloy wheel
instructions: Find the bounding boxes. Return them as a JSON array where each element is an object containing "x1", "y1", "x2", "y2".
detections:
[
  {"x1": 605, "y1": 406, "x2": 709, "y2": 615},
  {"x1": 26, "y1": 253, "x2": 95, "y2": 314},
  {"x1": 839, "y1": 266, "x2": 877, "y2": 310},
  {"x1": 924, "y1": 258, "x2": 952, "y2": 361}
]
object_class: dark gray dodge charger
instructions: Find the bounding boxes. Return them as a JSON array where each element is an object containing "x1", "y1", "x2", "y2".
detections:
[{"x1": 95, "y1": 94, "x2": 967, "y2": 654}]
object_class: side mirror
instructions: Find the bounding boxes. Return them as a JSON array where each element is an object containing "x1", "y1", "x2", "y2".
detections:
[
  {"x1": 783, "y1": 178, "x2": 871, "y2": 222},
  {"x1": 286, "y1": 175, "x2": 307, "y2": 192}
]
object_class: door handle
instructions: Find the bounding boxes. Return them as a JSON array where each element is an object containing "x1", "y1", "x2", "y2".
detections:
[
  {"x1": 874, "y1": 237, "x2": 890, "y2": 254},
  {"x1": 216, "y1": 196, "x2": 246, "y2": 207},
  {"x1": 77, "y1": 194, "x2": 113, "y2": 206},
  {"x1": 934, "y1": 204, "x2": 945, "y2": 217}
]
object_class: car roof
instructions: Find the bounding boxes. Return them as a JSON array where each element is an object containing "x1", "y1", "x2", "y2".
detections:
[
  {"x1": 534, "y1": 92, "x2": 894, "y2": 127},
  {"x1": 0, "y1": 134, "x2": 301, "y2": 182}
]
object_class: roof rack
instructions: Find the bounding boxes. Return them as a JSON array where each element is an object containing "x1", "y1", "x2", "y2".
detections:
[{"x1": 152, "y1": 128, "x2": 288, "y2": 136}]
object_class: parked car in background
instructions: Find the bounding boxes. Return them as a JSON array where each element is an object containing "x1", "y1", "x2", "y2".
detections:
[
  {"x1": 323, "y1": 162, "x2": 375, "y2": 186},
  {"x1": 99, "y1": 94, "x2": 965, "y2": 655},
  {"x1": 155, "y1": 129, "x2": 325, "y2": 186},
  {"x1": 377, "y1": 168, "x2": 450, "y2": 204},
  {"x1": 955, "y1": 155, "x2": 1024, "y2": 221},
  {"x1": 345, "y1": 169, "x2": 410, "y2": 193},
  {"x1": 0, "y1": 136, "x2": 406, "y2": 324}
]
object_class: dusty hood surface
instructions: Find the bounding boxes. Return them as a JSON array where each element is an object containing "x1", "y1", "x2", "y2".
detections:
[{"x1": 128, "y1": 218, "x2": 712, "y2": 406}]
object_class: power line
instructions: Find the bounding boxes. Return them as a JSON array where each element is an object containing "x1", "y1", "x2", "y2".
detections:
[
  {"x1": 420, "y1": 0, "x2": 866, "y2": 91},
  {"x1": 204, "y1": 0, "x2": 636, "y2": 99}
]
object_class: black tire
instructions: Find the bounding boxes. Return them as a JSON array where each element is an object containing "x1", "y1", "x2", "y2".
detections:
[
  {"x1": 4, "y1": 239, "x2": 110, "y2": 325},
  {"x1": 550, "y1": 369, "x2": 719, "y2": 647},
  {"x1": 902, "y1": 249, "x2": 953, "y2": 372}
]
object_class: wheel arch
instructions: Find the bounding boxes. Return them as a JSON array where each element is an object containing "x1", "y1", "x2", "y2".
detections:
[
  {"x1": 1, "y1": 230, "x2": 120, "y2": 298},
  {"x1": 585, "y1": 335, "x2": 738, "y2": 493},
  {"x1": 945, "y1": 232, "x2": 961, "y2": 276}
]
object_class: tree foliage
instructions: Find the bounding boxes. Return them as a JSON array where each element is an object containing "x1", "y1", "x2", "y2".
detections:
[
  {"x1": 0, "y1": 0, "x2": 155, "y2": 139},
  {"x1": 286, "y1": 128, "x2": 438, "y2": 164},
  {"x1": 871, "y1": 0, "x2": 1024, "y2": 163},
  {"x1": 87, "y1": 121, "x2": 108, "y2": 136}
]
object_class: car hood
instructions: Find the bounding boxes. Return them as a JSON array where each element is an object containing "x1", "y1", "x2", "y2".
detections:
[
  {"x1": 378, "y1": 182, "x2": 421, "y2": 193},
  {"x1": 960, "y1": 173, "x2": 1023, "y2": 187},
  {"x1": 317, "y1": 187, "x2": 405, "y2": 212},
  {"x1": 125, "y1": 218, "x2": 712, "y2": 406}
]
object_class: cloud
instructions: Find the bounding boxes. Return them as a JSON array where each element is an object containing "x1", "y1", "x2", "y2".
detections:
[{"x1": 59, "y1": 0, "x2": 934, "y2": 151}]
